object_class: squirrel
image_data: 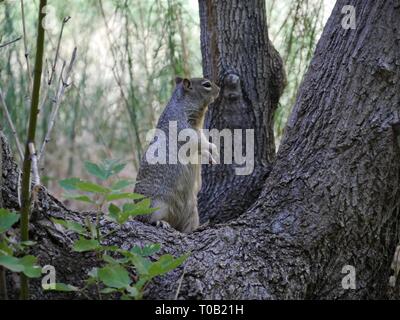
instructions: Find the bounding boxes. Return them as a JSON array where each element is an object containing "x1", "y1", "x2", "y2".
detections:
[{"x1": 134, "y1": 77, "x2": 220, "y2": 233}]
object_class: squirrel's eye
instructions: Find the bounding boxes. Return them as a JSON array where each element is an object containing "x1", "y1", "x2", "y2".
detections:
[{"x1": 202, "y1": 81, "x2": 212, "y2": 89}]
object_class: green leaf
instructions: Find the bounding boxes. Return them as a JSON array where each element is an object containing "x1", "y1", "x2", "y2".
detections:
[
  {"x1": 111, "y1": 163, "x2": 126, "y2": 175},
  {"x1": 59, "y1": 178, "x2": 82, "y2": 191},
  {"x1": 43, "y1": 283, "x2": 79, "y2": 292},
  {"x1": 111, "y1": 180, "x2": 134, "y2": 190},
  {"x1": 0, "y1": 209, "x2": 20, "y2": 233},
  {"x1": 73, "y1": 238, "x2": 100, "y2": 252},
  {"x1": 75, "y1": 181, "x2": 111, "y2": 194},
  {"x1": 100, "y1": 245, "x2": 120, "y2": 252},
  {"x1": 122, "y1": 203, "x2": 136, "y2": 212},
  {"x1": 123, "y1": 207, "x2": 157, "y2": 218},
  {"x1": 126, "y1": 285, "x2": 140, "y2": 299},
  {"x1": 148, "y1": 253, "x2": 189, "y2": 278},
  {"x1": 19, "y1": 255, "x2": 42, "y2": 278},
  {"x1": 108, "y1": 203, "x2": 121, "y2": 216},
  {"x1": 20, "y1": 241, "x2": 37, "y2": 247},
  {"x1": 107, "y1": 203, "x2": 122, "y2": 224},
  {"x1": 121, "y1": 198, "x2": 157, "y2": 218},
  {"x1": 103, "y1": 159, "x2": 126, "y2": 177},
  {"x1": 0, "y1": 240, "x2": 13, "y2": 256},
  {"x1": 0, "y1": 255, "x2": 24, "y2": 272},
  {"x1": 125, "y1": 253, "x2": 151, "y2": 276},
  {"x1": 102, "y1": 254, "x2": 119, "y2": 265},
  {"x1": 65, "y1": 195, "x2": 94, "y2": 204},
  {"x1": 84, "y1": 161, "x2": 108, "y2": 180},
  {"x1": 130, "y1": 243, "x2": 161, "y2": 257},
  {"x1": 98, "y1": 264, "x2": 131, "y2": 289},
  {"x1": 85, "y1": 218, "x2": 97, "y2": 239},
  {"x1": 51, "y1": 218, "x2": 88, "y2": 236},
  {"x1": 100, "y1": 287, "x2": 119, "y2": 294},
  {"x1": 106, "y1": 192, "x2": 144, "y2": 202},
  {"x1": 133, "y1": 277, "x2": 148, "y2": 293},
  {"x1": 136, "y1": 198, "x2": 151, "y2": 208},
  {"x1": 0, "y1": 255, "x2": 41, "y2": 278}
]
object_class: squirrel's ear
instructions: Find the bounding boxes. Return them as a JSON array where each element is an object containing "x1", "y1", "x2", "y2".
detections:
[
  {"x1": 175, "y1": 76, "x2": 183, "y2": 85},
  {"x1": 182, "y1": 78, "x2": 192, "y2": 91}
]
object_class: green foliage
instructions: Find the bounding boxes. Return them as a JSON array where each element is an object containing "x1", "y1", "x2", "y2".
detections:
[
  {"x1": 43, "y1": 283, "x2": 79, "y2": 292},
  {"x1": 0, "y1": 209, "x2": 20, "y2": 233},
  {"x1": 0, "y1": 209, "x2": 41, "y2": 279},
  {"x1": 48, "y1": 160, "x2": 188, "y2": 299}
]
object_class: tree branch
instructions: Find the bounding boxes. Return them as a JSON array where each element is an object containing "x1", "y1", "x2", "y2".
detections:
[
  {"x1": 0, "y1": 86, "x2": 24, "y2": 161},
  {"x1": 38, "y1": 47, "x2": 77, "y2": 164},
  {"x1": 0, "y1": 36, "x2": 22, "y2": 49}
]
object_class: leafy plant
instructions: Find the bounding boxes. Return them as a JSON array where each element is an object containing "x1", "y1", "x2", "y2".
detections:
[
  {"x1": 0, "y1": 209, "x2": 42, "y2": 299},
  {"x1": 48, "y1": 159, "x2": 188, "y2": 299}
]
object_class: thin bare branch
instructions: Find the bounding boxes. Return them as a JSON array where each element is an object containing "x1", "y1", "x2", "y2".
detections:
[
  {"x1": 0, "y1": 36, "x2": 22, "y2": 49},
  {"x1": 0, "y1": 86, "x2": 24, "y2": 161},
  {"x1": 48, "y1": 16, "x2": 71, "y2": 85},
  {"x1": 38, "y1": 47, "x2": 77, "y2": 163},
  {"x1": 20, "y1": 0, "x2": 33, "y2": 91}
]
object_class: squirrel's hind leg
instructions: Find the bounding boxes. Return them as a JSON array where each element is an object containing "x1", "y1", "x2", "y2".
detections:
[
  {"x1": 180, "y1": 207, "x2": 200, "y2": 233},
  {"x1": 144, "y1": 199, "x2": 174, "y2": 231}
]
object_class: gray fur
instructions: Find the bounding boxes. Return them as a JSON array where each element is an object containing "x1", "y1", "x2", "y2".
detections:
[{"x1": 134, "y1": 78, "x2": 219, "y2": 233}]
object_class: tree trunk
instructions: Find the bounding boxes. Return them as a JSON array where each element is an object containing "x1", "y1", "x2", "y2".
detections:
[
  {"x1": 1, "y1": 0, "x2": 400, "y2": 299},
  {"x1": 198, "y1": 0, "x2": 286, "y2": 224}
]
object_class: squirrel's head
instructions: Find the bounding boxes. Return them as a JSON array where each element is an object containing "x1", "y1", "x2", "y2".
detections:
[
  {"x1": 175, "y1": 76, "x2": 220, "y2": 108},
  {"x1": 175, "y1": 77, "x2": 219, "y2": 127}
]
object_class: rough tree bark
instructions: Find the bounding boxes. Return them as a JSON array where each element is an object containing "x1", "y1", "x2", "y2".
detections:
[
  {"x1": 1, "y1": 0, "x2": 400, "y2": 299},
  {"x1": 198, "y1": 0, "x2": 287, "y2": 224}
]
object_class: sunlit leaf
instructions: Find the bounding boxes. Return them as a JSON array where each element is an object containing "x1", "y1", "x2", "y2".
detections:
[
  {"x1": 148, "y1": 253, "x2": 189, "y2": 278},
  {"x1": 105, "y1": 192, "x2": 144, "y2": 202}
]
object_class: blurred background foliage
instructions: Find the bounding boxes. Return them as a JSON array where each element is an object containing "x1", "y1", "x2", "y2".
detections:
[{"x1": 0, "y1": 0, "x2": 334, "y2": 200}]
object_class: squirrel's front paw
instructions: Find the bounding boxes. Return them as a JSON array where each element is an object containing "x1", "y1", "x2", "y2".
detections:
[
  {"x1": 201, "y1": 150, "x2": 217, "y2": 164},
  {"x1": 154, "y1": 220, "x2": 172, "y2": 230},
  {"x1": 201, "y1": 143, "x2": 219, "y2": 164}
]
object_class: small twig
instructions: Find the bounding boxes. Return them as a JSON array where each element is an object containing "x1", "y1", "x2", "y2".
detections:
[
  {"x1": 28, "y1": 143, "x2": 40, "y2": 185},
  {"x1": 38, "y1": 47, "x2": 77, "y2": 164},
  {"x1": 0, "y1": 86, "x2": 24, "y2": 161},
  {"x1": 20, "y1": 0, "x2": 33, "y2": 91},
  {"x1": 17, "y1": 171, "x2": 22, "y2": 208},
  {"x1": 48, "y1": 16, "x2": 71, "y2": 86},
  {"x1": 174, "y1": 264, "x2": 186, "y2": 300},
  {"x1": 0, "y1": 36, "x2": 22, "y2": 49}
]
